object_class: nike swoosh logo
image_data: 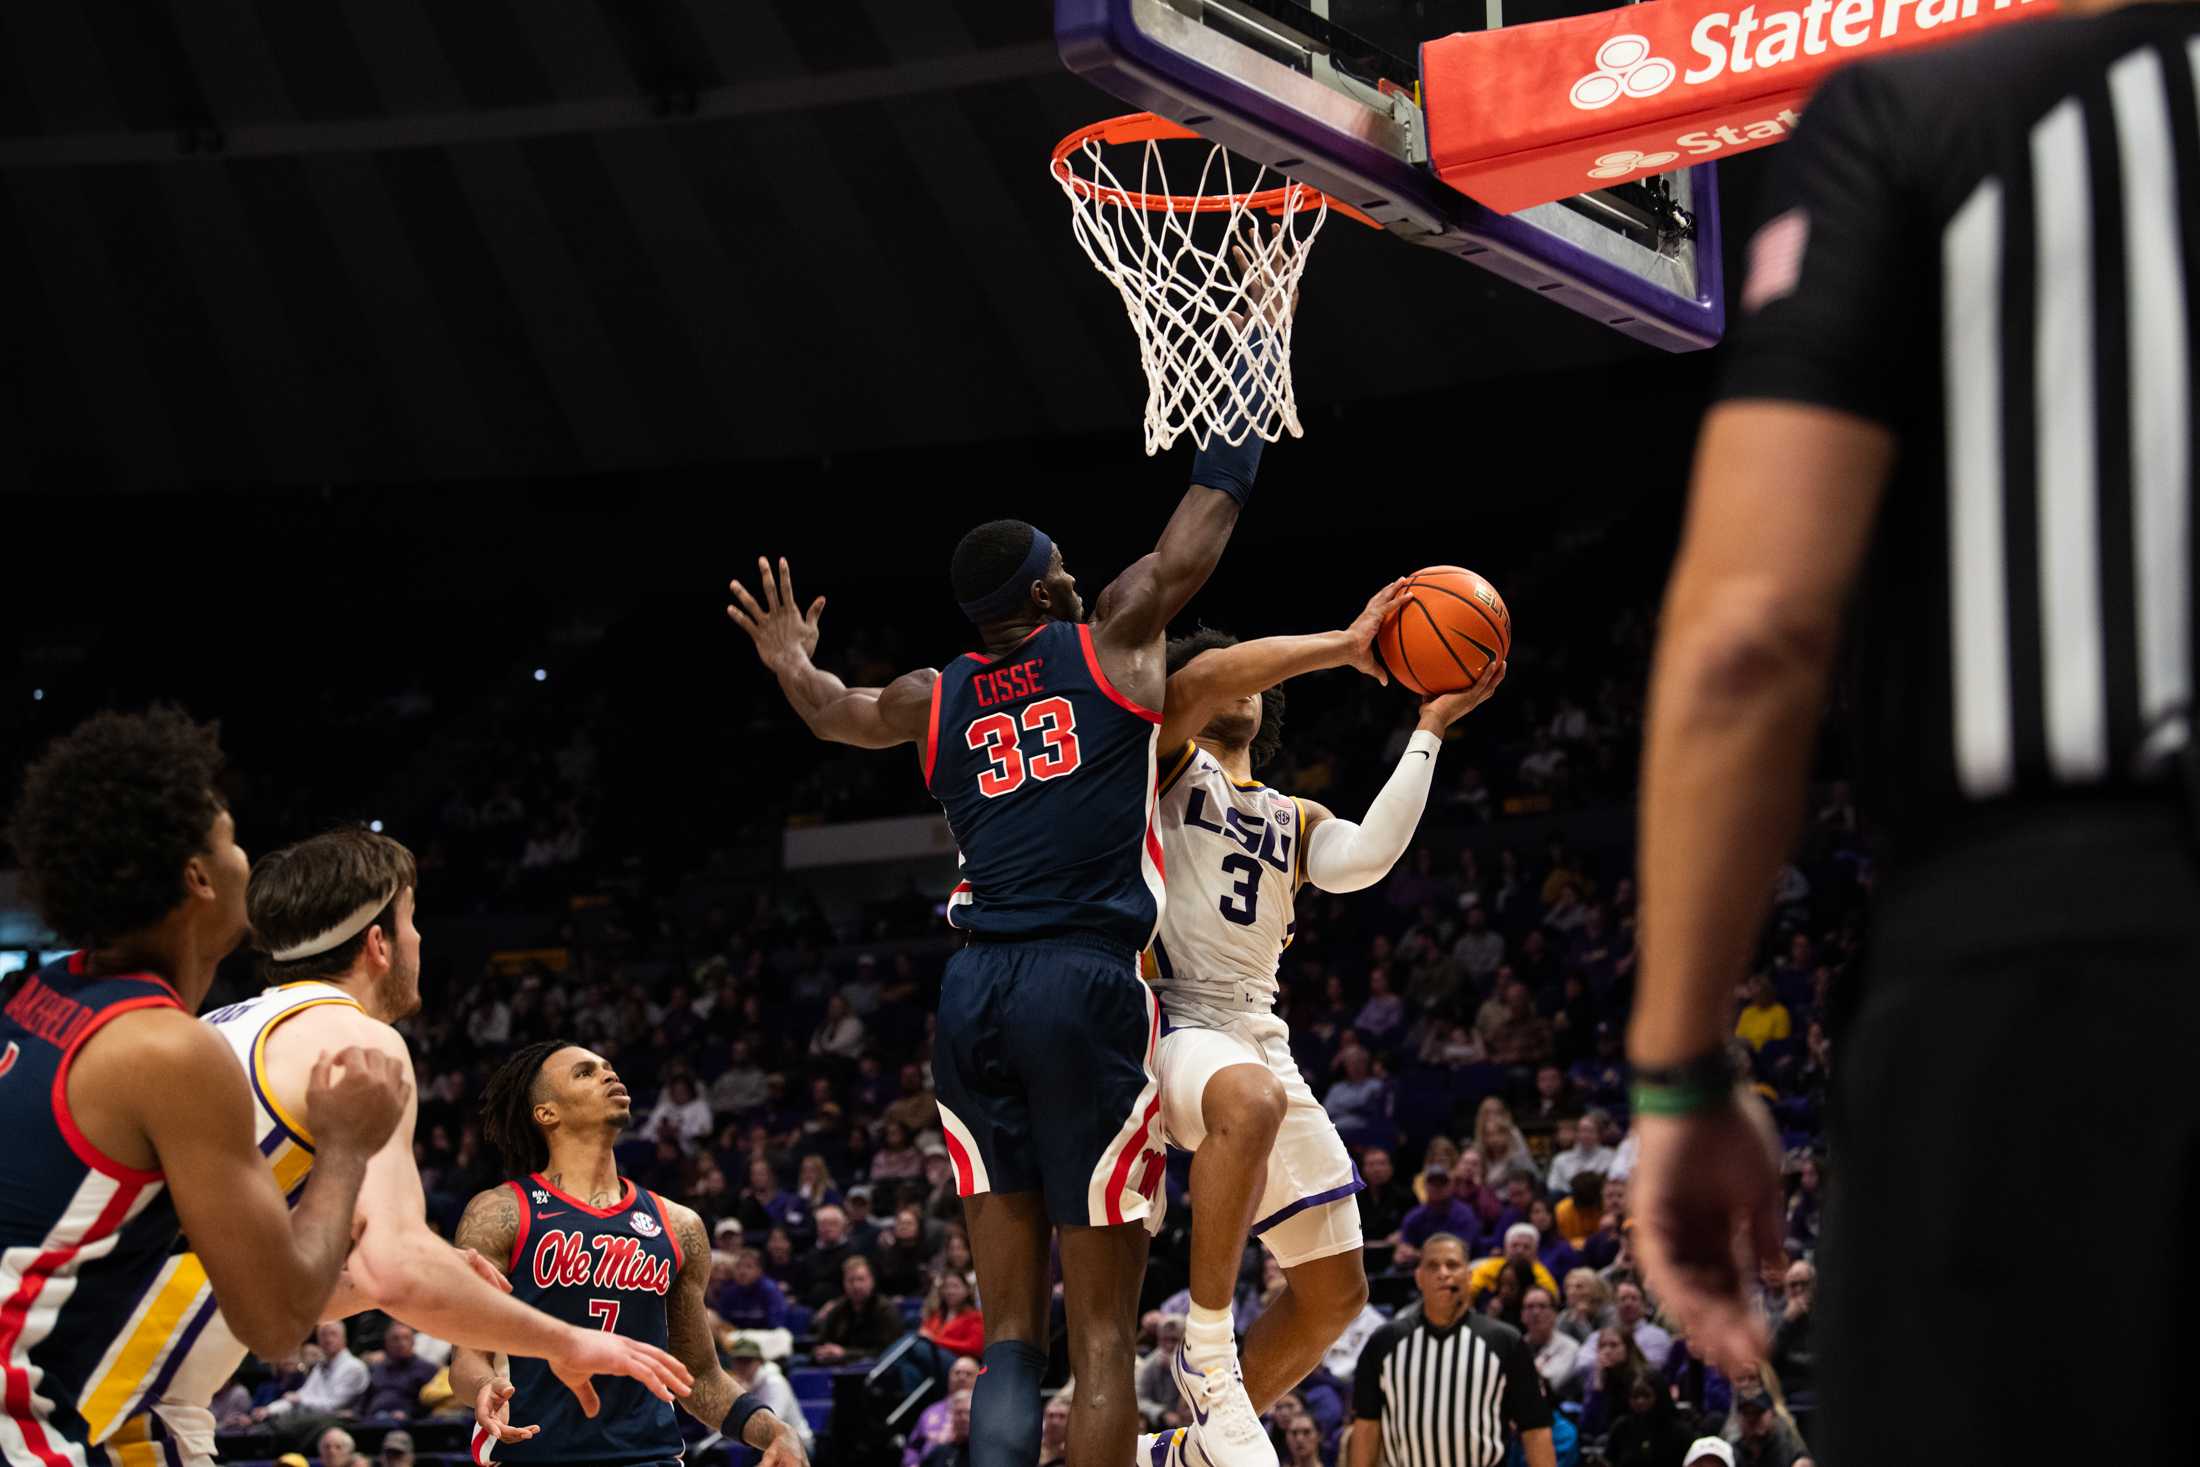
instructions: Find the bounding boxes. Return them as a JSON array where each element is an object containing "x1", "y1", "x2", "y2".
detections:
[
  {"x1": 1176, "y1": 1349, "x2": 1209, "y2": 1428},
  {"x1": 1411, "y1": 751, "x2": 1430, "y2": 760},
  {"x1": 536, "y1": 1210, "x2": 566, "y2": 1218}
]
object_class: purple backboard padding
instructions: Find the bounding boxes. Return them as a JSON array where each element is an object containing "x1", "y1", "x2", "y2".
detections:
[{"x1": 1056, "y1": 0, "x2": 1725, "y2": 352}]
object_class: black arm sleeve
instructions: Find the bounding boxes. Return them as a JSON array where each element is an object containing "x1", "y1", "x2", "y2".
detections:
[
  {"x1": 1353, "y1": 1327, "x2": 1398, "y2": 1421},
  {"x1": 1714, "y1": 64, "x2": 1928, "y2": 427},
  {"x1": 1501, "y1": 1334, "x2": 1553, "y2": 1433}
]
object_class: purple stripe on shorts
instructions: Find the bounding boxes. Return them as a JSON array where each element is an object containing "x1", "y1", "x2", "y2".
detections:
[{"x1": 1248, "y1": 1163, "x2": 1365, "y2": 1237}]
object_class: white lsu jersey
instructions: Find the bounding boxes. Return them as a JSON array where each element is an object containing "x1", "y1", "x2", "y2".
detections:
[
  {"x1": 87, "y1": 981, "x2": 365, "y2": 1465},
  {"x1": 1141, "y1": 741, "x2": 1306, "y2": 1008}
]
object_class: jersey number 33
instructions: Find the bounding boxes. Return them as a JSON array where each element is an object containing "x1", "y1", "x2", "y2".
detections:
[{"x1": 965, "y1": 697, "x2": 1083, "y2": 798}]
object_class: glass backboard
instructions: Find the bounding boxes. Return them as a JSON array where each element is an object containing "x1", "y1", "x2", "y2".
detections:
[{"x1": 1057, "y1": 0, "x2": 1726, "y2": 350}]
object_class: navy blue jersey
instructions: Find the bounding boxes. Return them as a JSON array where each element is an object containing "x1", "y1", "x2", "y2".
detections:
[
  {"x1": 0, "y1": 953, "x2": 188, "y2": 1457},
  {"x1": 922, "y1": 620, "x2": 1165, "y2": 949},
  {"x1": 479, "y1": 1177, "x2": 682, "y2": 1467}
]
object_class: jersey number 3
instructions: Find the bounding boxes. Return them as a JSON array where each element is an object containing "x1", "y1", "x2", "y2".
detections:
[{"x1": 966, "y1": 696, "x2": 1082, "y2": 798}]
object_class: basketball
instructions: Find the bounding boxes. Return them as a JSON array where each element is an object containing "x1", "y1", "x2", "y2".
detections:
[{"x1": 1375, "y1": 566, "x2": 1511, "y2": 696}]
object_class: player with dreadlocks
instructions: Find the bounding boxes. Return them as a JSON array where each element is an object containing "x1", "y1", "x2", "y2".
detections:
[
  {"x1": 1135, "y1": 588, "x2": 1505, "y2": 1467},
  {"x1": 453, "y1": 1041, "x2": 807, "y2": 1467}
]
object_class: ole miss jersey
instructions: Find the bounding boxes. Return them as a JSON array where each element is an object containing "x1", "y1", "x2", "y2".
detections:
[
  {"x1": 922, "y1": 620, "x2": 1165, "y2": 950},
  {"x1": 0, "y1": 953, "x2": 186, "y2": 1463},
  {"x1": 481, "y1": 1176, "x2": 681, "y2": 1467}
]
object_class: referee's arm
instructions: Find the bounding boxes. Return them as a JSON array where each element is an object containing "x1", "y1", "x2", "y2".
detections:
[
  {"x1": 1500, "y1": 1332, "x2": 1556, "y2": 1467},
  {"x1": 1631, "y1": 64, "x2": 1914, "y2": 1369},
  {"x1": 1348, "y1": 1325, "x2": 1394, "y2": 1467}
]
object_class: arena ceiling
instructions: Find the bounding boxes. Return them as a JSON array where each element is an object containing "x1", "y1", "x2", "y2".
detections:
[{"x1": 0, "y1": 0, "x2": 1752, "y2": 488}]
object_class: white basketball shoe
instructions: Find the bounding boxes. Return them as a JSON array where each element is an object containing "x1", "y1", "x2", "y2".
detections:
[{"x1": 1170, "y1": 1346, "x2": 1277, "y2": 1467}]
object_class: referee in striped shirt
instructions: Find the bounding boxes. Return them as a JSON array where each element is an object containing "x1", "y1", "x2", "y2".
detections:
[
  {"x1": 1628, "y1": 0, "x2": 2200, "y2": 1462},
  {"x1": 1348, "y1": 1235, "x2": 1553, "y2": 1467}
]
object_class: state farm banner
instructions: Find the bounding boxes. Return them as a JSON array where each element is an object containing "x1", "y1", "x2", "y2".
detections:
[{"x1": 1422, "y1": 0, "x2": 2053, "y2": 214}]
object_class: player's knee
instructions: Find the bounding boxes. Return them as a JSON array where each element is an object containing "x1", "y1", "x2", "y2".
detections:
[
  {"x1": 1298, "y1": 1257, "x2": 1369, "y2": 1329},
  {"x1": 1205, "y1": 1065, "x2": 1287, "y2": 1144}
]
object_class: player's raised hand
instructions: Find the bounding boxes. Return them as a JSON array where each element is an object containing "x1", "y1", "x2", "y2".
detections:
[
  {"x1": 472, "y1": 1378, "x2": 539, "y2": 1446},
  {"x1": 1225, "y1": 218, "x2": 1299, "y2": 335},
  {"x1": 547, "y1": 1329, "x2": 693, "y2": 1417},
  {"x1": 1340, "y1": 578, "x2": 1411, "y2": 686},
  {"x1": 727, "y1": 557, "x2": 824, "y2": 671},
  {"x1": 1415, "y1": 659, "x2": 1507, "y2": 732},
  {"x1": 305, "y1": 1047, "x2": 410, "y2": 1160}
]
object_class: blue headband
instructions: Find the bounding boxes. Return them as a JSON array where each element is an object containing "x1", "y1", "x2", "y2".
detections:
[{"x1": 958, "y1": 527, "x2": 1055, "y2": 624}]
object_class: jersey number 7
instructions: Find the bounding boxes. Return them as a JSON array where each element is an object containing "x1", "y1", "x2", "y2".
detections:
[
  {"x1": 966, "y1": 697, "x2": 1082, "y2": 798},
  {"x1": 587, "y1": 1299, "x2": 620, "y2": 1332}
]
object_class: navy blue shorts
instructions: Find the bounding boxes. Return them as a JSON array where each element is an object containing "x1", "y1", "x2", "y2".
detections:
[{"x1": 932, "y1": 934, "x2": 1165, "y2": 1229}]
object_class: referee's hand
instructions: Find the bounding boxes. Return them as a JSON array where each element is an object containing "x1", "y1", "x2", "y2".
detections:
[{"x1": 1630, "y1": 1095, "x2": 1785, "y2": 1372}]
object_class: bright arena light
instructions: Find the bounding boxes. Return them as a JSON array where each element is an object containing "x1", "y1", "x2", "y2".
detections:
[
  {"x1": 31, "y1": 689, "x2": 43, "y2": 701},
  {"x1": 369, "y1": 820, "x2": 385, "y2": 833},
  {"x1": 533, "y1": 668, "x2": 548, "y2": 682}
]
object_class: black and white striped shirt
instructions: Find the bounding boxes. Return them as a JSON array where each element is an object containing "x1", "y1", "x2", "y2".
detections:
[
  {"x1": 1351, "y1": 1305, "x2": 1550, "y2": 1467},
  {"x1": 1719, "y1": 5, "x2": 2200, "y2": 845}
]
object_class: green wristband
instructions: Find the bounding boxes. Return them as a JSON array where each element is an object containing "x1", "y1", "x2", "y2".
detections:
[
  {"x1": 1629, "y1": 1078, "x2": 1735, "y2": 1116},
  {"x1": 1629, "y1": 1048, "x2": 1738, "y2": 1117}
]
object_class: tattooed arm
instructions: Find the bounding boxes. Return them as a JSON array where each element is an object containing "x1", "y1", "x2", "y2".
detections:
[
  {"x1": 449, "y1": 1186, "x2": 537, "y2": 1448},
  {"x1": 664, "y1": 1203, "x2": 807, "y2": 1467}
]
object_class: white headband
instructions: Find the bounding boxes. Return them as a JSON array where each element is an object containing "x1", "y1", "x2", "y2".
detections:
[{"x1": 271, "y1": 883, "x2": 401, "y2": 962}]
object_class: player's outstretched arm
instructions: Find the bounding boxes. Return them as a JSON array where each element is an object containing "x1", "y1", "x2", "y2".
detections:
[
  {"x1": 728, "y1": 556, "x2": 934, "y2": 749},
  {"x1": 1157, "y1": 580, "x2": 1408, "y2": 750},
  {"x1": 1091, "y1": 486, "x2": 1244, "y2": 652},
  {"x1": 1300, "y1": 665, "x2": 1506, "y2": 893},
  {"x1": 1097, "y1": 226, "x2": 1299, "y2": 649},
  {"x1": 663, "y1": 1204, "x2": 808, "y2": 1467},
  {"x1": 99, "y1": 1015, "x2": 407, "y2": 1357}
]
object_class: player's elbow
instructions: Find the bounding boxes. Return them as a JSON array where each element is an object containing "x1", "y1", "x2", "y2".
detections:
[
  {"x1": 1659, "y1": 583, "x2": 1838, "y2": 707},
  {"x1": 222, "y1": 1273, "x2": 333, "y2": 1359}
]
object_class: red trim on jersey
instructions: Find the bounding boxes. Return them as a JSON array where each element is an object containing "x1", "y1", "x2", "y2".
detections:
[
  {"x1": 57, "y1": 953, "x2": 181, "y2": 1006},
  {"x1": 53, "y1": 995, "x2": 180, "y2": 1184},
  {"x1": 940, "y1": 1128, "x2": 976, "y2": 1198},
  {"x1": 1076, "y1": 624, "x2": 1160, "y2": 723},
  {"x1": 470, "y1": 1423, "x2": 494, "y2": 1465},
  {"x1": 0, "y1": 1176, "x2": 146, "y2": 1467},
  {"x1": 1100, "y1": 997, "x2": 1165, "y2": 1226},
  {"x1": 504, "y1": 1179, "x2": 531, "y2": 1274},
  {"x1": 529, "y1": 1172, "x2": 637, "y2": 1218},
  {"x1": 922, "y1": 675, "x2": 944, "y2": 788},
  {"x1": 647, "y1": 1192, "x2": 682, "y2": 1272},
  {"x1": 961, "y1": 625, "x2": 1049, "y2": 667}
]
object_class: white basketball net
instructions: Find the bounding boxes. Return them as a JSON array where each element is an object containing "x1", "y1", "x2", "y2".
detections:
[{"x1": 1052, "y1": 129, "x2": 1330, "y2": 455}]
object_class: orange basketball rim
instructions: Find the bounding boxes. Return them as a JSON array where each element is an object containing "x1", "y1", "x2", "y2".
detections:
[{"x1": 1050, "y1": 112, "x2": 1382, "y2": 226}]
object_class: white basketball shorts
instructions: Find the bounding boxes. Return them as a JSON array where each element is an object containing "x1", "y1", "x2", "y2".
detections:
[{"x1": 1156, "y1": 1000, "x2": 1364, "y2": 1267}]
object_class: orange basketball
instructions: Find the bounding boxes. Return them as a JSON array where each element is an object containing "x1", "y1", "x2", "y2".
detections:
[{"x1": 1375, "y1": 566, "x2": 1511, "y2": 696}]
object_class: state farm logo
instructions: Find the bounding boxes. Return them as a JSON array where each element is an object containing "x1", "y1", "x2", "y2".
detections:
[
  {"x1": 1569, "y1": 35, "x2": 1676, "y2": 111},
  {"x1": 1587, "y1": 148, "x2": 1680, "y2": 181}
]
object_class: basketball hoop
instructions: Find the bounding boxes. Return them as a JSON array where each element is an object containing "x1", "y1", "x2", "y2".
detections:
[{"x1": 1050, "y1": 113, "x2": 1377, "y2": 455}]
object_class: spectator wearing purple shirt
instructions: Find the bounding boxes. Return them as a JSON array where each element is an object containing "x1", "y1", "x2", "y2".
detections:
[
  {"x1": 360, "y1": 1324, "x2": 437, "y2": 1422},
  {"x1": 710, "y1": 1246, "x2": 791, "y2": 1331},
  {"x1": 733, "y1": 1157, "x2": 797, "y2": 1239},
  {"x1": 1321, "y1": 1048, "x2": 1392, "y2": 1151},
  {"x1": 1394, "y1": 1166, "x2": 1480, "y2": 1265},
  {"x1": 1353, "y1": 968, "x2": 1407, "y2": 1051}
]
